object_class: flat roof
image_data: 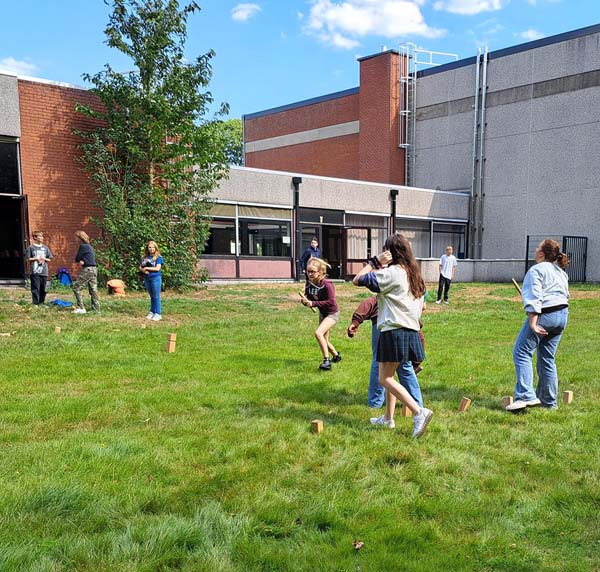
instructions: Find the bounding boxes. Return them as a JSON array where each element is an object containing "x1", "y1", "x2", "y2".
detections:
[
  {"x1": 417, "y1": 21, "x2": 600, "y2": 78},
  {"x1": 243, "y1": 87, "x2": 359, "y2": 121}
]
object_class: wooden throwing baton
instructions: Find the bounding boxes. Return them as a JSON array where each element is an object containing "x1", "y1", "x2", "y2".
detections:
[
  {"x1": 299, "y1": 292, "x2": 317, "y2": 313},
  {"x1": 511, "y1": 278, "x2": 522, "y2": 295}
]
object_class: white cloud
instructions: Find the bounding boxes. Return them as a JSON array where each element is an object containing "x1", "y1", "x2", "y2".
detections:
[
  {"x1": 433, "y1": 0, "x2": 507, "y2": 15},
  {"x1": 231, "y1": 3, "x2": 261, "y2": 22},
  {"x1": 0, "y1": 57, "x2": 37, "y2": 76},
  {"x1": 518, "y1": 28, "x2": 544, "y2": 41},
  {"x1": 305, "y1": 0, "x2": 445, "y2": 50}
]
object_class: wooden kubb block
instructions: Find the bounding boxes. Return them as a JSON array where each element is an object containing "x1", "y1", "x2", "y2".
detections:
[
  {"x1": 166, "y1": 333, "x2": 177, "y2": 353},
  {"x1": 54, "y1": 326, "x2": 61, "y2": 334},
  {"x1": 458, "y1": 397, "x2": 472, "y2": 412},
  {"x1": 563, "y1": 391, "x2": 573, "y2": 404},
  {"x1": 311, "y1": 419, "x2": 323, "y2": 434},
  {"x1": 401, "y1": 404, "x2": 413, "y2": 417},
  {"x1": 502, "y1": 396, "x2": 513, "y2": 407}
]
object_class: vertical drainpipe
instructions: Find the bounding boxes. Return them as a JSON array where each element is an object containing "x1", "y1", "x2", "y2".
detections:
[
  {"x1": 292, "y1": 176, "x2": 303, "y2": 281},
  {"x1": 241, "y1": 115, "x2": 246, "y2": 166},
  {"x1": 390, "y1": 189, "x2": 399, "y2": 234}
]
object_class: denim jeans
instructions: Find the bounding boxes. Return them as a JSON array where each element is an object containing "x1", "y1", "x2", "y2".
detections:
[
  {"x1": 512, "y1": 308, "x2": 568, "y2": 408},
  {"x1": 144, "y1": 276, "x2": 162, "y2": 315},
  {"x1": 369, "y1": 326, "x2": 423, "y2": 408}
]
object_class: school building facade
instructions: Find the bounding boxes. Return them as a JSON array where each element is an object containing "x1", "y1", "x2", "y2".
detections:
[{"x1": 243, "y1": 23, "x2": 600, "y2": 282}]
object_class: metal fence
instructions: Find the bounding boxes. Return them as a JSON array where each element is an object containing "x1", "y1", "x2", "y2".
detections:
[{"x1": 526, "y1": 235, "x2": 588, "y2": 282}]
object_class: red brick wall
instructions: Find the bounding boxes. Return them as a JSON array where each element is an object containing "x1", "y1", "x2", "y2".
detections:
[
  {"x1": 18, "y1": 80, "x2": 103, "y2": 276},
  {"x1": 246, "y1": 134, "x2": 359, "y2": 180},
  {"x1": 244, "y1": 92, "x2": 359, "y2": 142},
  {"x1": 358, "y1": 51, "x2": 405, "y2": 184}
]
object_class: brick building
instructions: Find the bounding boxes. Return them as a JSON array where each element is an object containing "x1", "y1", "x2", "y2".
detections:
[{"x1": 0, "y1": 74, "x2": 102, "y2": 283}]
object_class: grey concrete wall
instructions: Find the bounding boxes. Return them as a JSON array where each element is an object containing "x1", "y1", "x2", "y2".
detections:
[
  {"x1": 414, "y1": 28, "x2": 600, "y2": 281},
  {"x1": 213, "y1": 166, "x2": 469, "y2": 221},
  {"x1": 420, "y1": 259, "x2": 525, "y2": 283},
  {"x1": 0, "y1": 74, "x2": 20, "y2": 137}
]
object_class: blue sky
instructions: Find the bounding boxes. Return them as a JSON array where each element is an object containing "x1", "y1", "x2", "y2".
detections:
[{"x1": 0, "y1": 1, "x2": 598, "y2": 119}]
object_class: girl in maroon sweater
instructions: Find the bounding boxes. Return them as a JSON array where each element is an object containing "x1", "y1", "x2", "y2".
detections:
[{"x1": 301, "y1": 258, "x2": 341, "y2": 371}]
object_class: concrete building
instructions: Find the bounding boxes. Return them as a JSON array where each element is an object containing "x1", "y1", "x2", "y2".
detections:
[{"x1": 244, "y1": 23, "x2": 600, "y2": 282}]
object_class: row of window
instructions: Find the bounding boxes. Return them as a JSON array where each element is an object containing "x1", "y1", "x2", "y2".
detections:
[{"x1": 205, "y1": 219, "x2": 292, "y2": 257}]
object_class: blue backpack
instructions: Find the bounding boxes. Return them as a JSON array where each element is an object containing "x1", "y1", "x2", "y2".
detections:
[{"x1": 56, "y1": 267, "x2": 72, "y2": 286}]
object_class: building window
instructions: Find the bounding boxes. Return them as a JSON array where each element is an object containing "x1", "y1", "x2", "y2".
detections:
[
  {"x1": 433, "y1": 223, "x2": 466, "y2": 258},
  {"x1": 0, "y1": 141, "x2": 20, "y2": 195},
  {"x1": 346, "y1": 214, "x2": 388, "y2": 259},
  {"x1": 396, "y1": 219, "x2": 431, "y2": 258},
  {"x1": 205, "y1": 219, "x2": 236, "y2": 255},
  {"x1": 239, "y1": 220, "x2": 291, "y2": 257}
]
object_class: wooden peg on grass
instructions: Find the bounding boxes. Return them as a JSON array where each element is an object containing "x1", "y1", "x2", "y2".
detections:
[
  {"x1": 401, "y1": 403, "x2": 413, "y2": 417},
  {"x1": 502, "y1": 396, "x2": 513, "y2": 407},
  {"x1": 563, "y1": 391, "x2": 573, "y2": 404},
  {"x1": 311, "y1": 419, "x2": 323, "y2": 434},
  {"x1": 166, "y1": 332, "x2": 177, "y2": 353},
  {"x1": 54, "y1": 326, "x2": 61, "y2": 334},
  {"x1": 458, "y1": 397, "x2": 472, "y2": 412}
]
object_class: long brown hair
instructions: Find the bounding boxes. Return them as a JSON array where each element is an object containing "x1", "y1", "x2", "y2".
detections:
[
  {"x1": 538, "y1": 239, "x2": 569, "y2": 269},
  {"x1": 384, "y1": 234, "x2": 426, "y2": 298}
]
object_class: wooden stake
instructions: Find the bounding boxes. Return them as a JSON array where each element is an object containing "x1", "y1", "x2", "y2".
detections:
[
  {"x1": 502, "y1": 396, "x2": 513, "y2": 407},
  {"x1": 54, "y1": 326, "x2": 61, "y2": 334},
  {"x1": 311, "y1": 419, "x2": 323, "y2": 434},
  {"x1": 511, "y1": 278, "x2": 522, "y2": 295},
  {"x1": 166, "y1": 333, "x2": 177, "y2": 353},
  {"x1": 401, "y1": 403, "x2": 413, "y2": 417},
  {"x1": 563, "y1": 391, "x2": 573, "y2": 404},
  {"x1": 458, "y1": 397, "x2": 472, "y2": 412}
]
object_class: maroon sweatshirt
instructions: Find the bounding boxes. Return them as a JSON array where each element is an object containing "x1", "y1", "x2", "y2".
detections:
[{"x1": 305, "y1": 278, "x2": 339, "y2": 317}]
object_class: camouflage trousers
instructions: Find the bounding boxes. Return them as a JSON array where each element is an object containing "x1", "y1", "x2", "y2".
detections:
[{"x1": 73, "y1": 266, "x2": 100, "y2": 311}]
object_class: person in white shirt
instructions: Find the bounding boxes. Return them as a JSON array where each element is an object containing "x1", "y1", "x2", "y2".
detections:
[{"x1": 436, "y1": 245, "x2": 457, "y2": 305}]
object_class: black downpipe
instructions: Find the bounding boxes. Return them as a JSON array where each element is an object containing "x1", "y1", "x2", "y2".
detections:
[
  {"x1": 390, "y1": 189, "x2": 399, "y2": 234},
  {"x1": 292, "y1": 177, "x2": 303, "y2": 281}
]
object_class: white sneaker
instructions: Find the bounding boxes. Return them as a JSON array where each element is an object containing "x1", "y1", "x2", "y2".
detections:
[
  {"x1": 443, "y1": 300, "x2": 449, "y2": 305},
  {"x1": 435, "y1": 300, "x2": 441, "y2": 305},
  {"x1": 146, "y1": 313, "x2": 155, "y2": 320},
  {"x1": 151, "y1": 314, "x2": 162, "y2": 321},
  {"x1": 506, "y1": 398, "x2": 541, "y2": 412},
  {"x1": 370, "y1": 415, "x2": 395, "y2": 429},
  {"x1": 72, "y1": 308, "x2": 86, "y2": 314},
  {"x1": 412, "y1": 407, "x2": 433, "y2": 438}
]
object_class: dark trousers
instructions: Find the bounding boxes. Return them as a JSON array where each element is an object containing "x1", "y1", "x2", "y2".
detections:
[
  {"x1": 31, "y1": 274, "x2": 48, "y2": 304},
  {"x1": 437, "y1": 275, "x2": 452, "y2": 302}
]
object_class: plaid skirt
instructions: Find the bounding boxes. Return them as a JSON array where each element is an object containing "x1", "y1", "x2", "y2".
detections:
[{"x1": 376, "y1": 327, "x2": 425, "y2": 363}]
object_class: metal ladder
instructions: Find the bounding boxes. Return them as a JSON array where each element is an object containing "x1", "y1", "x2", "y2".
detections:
[{"x1": 398, "y1": 44, "x2": 458, "y2": 187}]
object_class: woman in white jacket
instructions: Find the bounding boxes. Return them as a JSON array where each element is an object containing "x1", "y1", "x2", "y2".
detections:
[{"x1": 506, "y1": 239, "x2": 570, "y2": 412}]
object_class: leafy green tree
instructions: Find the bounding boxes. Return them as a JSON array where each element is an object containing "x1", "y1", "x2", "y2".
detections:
[
  {"x1": 76, "y1": 0, "x2": 229, "y2": 289},
  {"x1": 217, "y1": 118, "x2": 243, "y2": 166}
]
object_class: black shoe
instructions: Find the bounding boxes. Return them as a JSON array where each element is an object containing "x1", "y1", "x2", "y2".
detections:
[
  {"x1": 332, "y1": 353, "x2": 342, "y2": 363},
  {"x1": 319, "y1": 358, "x2": 332, "y2": 371}
]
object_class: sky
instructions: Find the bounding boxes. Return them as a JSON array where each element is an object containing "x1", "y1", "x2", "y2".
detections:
[{"x1": 1, "y1": 1, "x2": 598, "y2": 119}]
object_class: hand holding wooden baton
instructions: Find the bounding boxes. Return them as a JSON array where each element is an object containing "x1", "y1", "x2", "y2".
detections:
[{"x1": 299, "y1": 291, "x2": 317, "y2": 313}]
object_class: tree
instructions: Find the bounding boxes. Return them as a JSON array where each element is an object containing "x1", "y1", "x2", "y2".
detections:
[
  {"x1": 217, "y1": 118, "x2": 243, "y2": 166},
  {"x1": 76, "y1": 0, "x2": 229, "y2": 289}
]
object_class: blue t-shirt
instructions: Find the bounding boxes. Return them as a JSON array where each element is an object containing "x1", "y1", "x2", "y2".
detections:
[{"x1": 141, "y1": 255, "x2": 163, "y2": 279}]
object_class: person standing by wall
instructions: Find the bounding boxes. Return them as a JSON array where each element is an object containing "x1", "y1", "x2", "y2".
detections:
[
  {"x1": 300, "y1": 237, "x2": 321, "y2": 273},
  {"x1": 436, "y1": 245, "x2": 457, "y2": 305},
  {"x1": 506, "y1": 239, "x2": 570, "y2": 412},
  {"x1": 25, "y1": 231, "x2": 53, "y2": 305},
  {"x1": 140, "y1": 240, "x2": 164, "y2": 321},
  {"x1": 72, "y1": 231, "x2": 100, "y2": 314}
]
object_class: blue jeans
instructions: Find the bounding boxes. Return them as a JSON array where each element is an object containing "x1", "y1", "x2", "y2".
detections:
[
  {"x1": 513, "y1": 308, "x2": 568, "y2": 408},
  {"x1": 144, "y1": 276, "x2": 162, "y2": 315},
  {"x1": 369, "y1": 326, "x2": 423, "y2": 408}
]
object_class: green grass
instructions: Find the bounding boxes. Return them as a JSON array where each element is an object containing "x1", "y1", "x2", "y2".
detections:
[{"x1": 0, "y1": 282, "x2": 599, "y2": 571}]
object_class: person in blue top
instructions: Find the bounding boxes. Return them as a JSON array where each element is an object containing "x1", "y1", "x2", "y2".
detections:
[
  {"x1": 300, "y1": 237, "x2": 321, "y2": 272},
  {"x1": 140, "y1": 241, "x2": 164, "y2": 321},
  {"x1": 506, "y1": 238, "x2": 570, "y2": 412}
]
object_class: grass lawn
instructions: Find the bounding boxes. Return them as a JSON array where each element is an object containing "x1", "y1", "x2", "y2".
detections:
[{"x1": 0, "y1": 281, "x2": 599, "y2": 572}]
